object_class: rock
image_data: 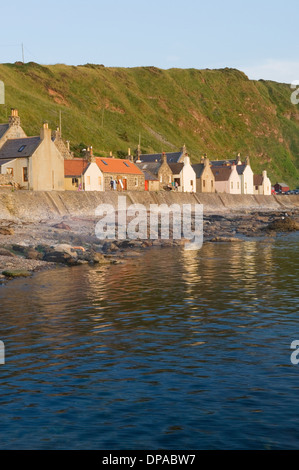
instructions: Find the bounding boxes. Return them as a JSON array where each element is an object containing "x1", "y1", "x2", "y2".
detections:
[
  {"x1": 0, "y1": 248, "x2": 16, "y2": 257},
  {"x1": 43, "y1": 250, "x2": 75, "y2": 265},
  {"x1": 35, "y1": 244, "x2": 53, "y2": 255},
  {"x1": 52, "y1": 222, "x2": 71, "y2": 230},
  {"x1": 88, "y1": 251, "x2": 111, "y2": 264},
  {"x1": 25, "y1": 249, "x2": 43, "y2": 261},
  {"x1": 266, "y1": 217, "x2": 299, "y2": 232},
  {"x1": 42, "y1": 244, "x2": 78, "y2": 265},
  {"x1": 12, "y1": 244, "x2": 28, "y2": 254},
  {"x1": 102, "y1": 242, "x2": 119, "y2": 252},
  {"x1": 2, "y1": 270, "x2": 31, "y2": 278},
  {"x1": 0, "y1": 227, "x2": 14, "y2": 235},
  {"x1": 52, "y1": 244, "x2": 78, "y2": 257},
  {"x1": 209, "y1": 237, "x2": 243, "y2": 243},
  {"x1": 141, "y1": 240, "x2": 153, "y2": 248}
]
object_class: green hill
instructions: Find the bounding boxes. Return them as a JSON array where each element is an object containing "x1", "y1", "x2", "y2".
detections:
[{"x1": 0, "y1": 62, "x2": 298, "y2": 187}]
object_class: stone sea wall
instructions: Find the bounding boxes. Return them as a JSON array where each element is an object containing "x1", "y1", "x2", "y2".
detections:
[{"x1": 0, "y1": 190, "x2": 298, "y2": 221}]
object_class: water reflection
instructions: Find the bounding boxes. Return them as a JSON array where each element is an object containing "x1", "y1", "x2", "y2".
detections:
[{"x1": 0, "y1": 236, "x2": 298, "y2": 449}]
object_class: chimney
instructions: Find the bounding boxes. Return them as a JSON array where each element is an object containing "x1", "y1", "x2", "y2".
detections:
[
  {"x1": 40, "y1": 122, "x2": 51, "y2": 141},
  {"x1": 8, "y1": 108, "x2": 21, "y2": 127},
  {"x1": 245, "y1": 156, "x2": 250, "y2": 166},
  {"x1": 87, "y1": 146, "x2": 95, "y2": 163},
  {"x1": 162, "y1": 152, "x2": 167, "y2": 164},
  {"x1": 52, "y1": 126, "x2": 61, "y2": 141},
  {"x1": 66, "y1": 140, "x2": 70, "y2": 151},
  {"x1": 128, "y1": 148, "x2": 134, "y2": 162},
  {"x1": 236, "y1": 153, "x2": 241, "y2": 164},
  {"x1": 184, "y1": 155, "x2": 190, "y2": 166},
  {"x1": 262, "y1": 170, "x2": 267, "y2": 179},
  {"x1": 204, "y1": 157, "x2": 210, "y2": 167}
]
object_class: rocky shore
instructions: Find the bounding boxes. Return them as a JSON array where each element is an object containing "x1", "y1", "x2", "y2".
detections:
[{"x1": 0, "y1": 208, "x2": 298, "y2": 283}]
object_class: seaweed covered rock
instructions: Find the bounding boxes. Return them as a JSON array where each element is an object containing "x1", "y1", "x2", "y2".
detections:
[{"x1": 266, "y1": 217, "x2": 299, "y2": 232}]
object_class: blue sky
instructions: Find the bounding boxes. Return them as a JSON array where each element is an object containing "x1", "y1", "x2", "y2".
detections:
[{"x1": 0, "y1": 0, "x2": 297, "y2": 83}]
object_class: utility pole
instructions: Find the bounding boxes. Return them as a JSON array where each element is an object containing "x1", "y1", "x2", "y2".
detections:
[{"x1": 22, "y1": 43, "x2": 24, "y2": 63}]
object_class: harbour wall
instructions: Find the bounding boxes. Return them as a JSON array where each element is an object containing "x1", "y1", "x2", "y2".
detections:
[{"x1": 0, "y1": 190, "x2": 299, "y2": 221}]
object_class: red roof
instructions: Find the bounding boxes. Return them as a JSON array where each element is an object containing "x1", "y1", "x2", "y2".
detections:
[
  {"x1": 64, "y1": 159, "x2": 88, "y2": 177},
  {"x1": 95, "y1": 157, "x2": 143, "y2": 175}
]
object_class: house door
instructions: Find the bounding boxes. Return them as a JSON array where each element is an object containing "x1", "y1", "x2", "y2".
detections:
[
  {"x1": 174, "y1": 178, "x2": 180, "y2": 190},
  {"x1": 145, "y1": 180, "x2": 148, "y2": 191},
  {"x1": 123, "y1": 178, "x2": 127, "y2": 190}
]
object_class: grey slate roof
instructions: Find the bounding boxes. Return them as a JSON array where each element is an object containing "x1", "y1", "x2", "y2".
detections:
[
  {"x1": 0, "y1": 124, "x2": 9, "y2": 140},
  {"x1": 136, "y1": 161, "x2": 161, "y2": 177},
  {"x1": 236, "y1": 164, "x2": 246, "y2": 175},
  {"x1": 254, "y1": 174, "x2": 263, "y2": 186},
  {"x1": 192, "y1": 163, "x2": 205, "y2": 178},
  {"x1": 211, "y1": 159, "x2": 235, "y2": 166},
  {"x1": 168, "y1": 162, "x2": 184, "y2": 175},
  {"x1": 142, "y1": 170, "x2": 159, "y2": 181},
  {"x1": 0, "y1": 137, "x2": 41, "y2": 160},
  {"x1": 212, "y1": 166, "x2": 232, "y2": 182},
  {"x1": 138, "y1": 151, "x2": 182, "y2": 164}
]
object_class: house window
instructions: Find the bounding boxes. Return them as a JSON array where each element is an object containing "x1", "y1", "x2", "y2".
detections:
[
  {"x1": 190, "y1": 180, "x2": 193, "y2": 186},
  {"x1": 255, "y1": 185, "x2": 258, "y2": 190},
  {"x1": 6, "y1": 168, "x2": 13, "y2": 176},
  {"x1": 72, "y1": 178, "x2": 79, "y2": 187},
  {"x1": 18, "y1": 145, "x2": 26, "y2": 153},
  {"x1": 169, "y1": 176, "x2": 171, "y2": 183},
  {"x1": 23, "y1": 167, "x2": 28, "y2": 182},
  {"x1": 203, "y1": 180, "x2": 206, "y2": 188},
  {"x1": 231, "y1": 182, "x2": 233, "y2": 189},
  {"x1": 245, "y1": 182, "x2": 247, "y2": 190},
  {"x1": 211, "y1": 180, "x2": 213, "y2": 188},
  {"x1": 86, "y1": 176, "x2": 91, "y2": 185},
  {"x1": 123, "y1": 162, "x2": 130, "y2": 167},
  {"x1": 160, "y1": 175, "x2": 162, "y2": 183},
  {"x1": 98, "y1": 177, "x2": 102, "y2": 186},
  {"x1": 135, "y1": 177, "x2": 138, "y2": 186}
]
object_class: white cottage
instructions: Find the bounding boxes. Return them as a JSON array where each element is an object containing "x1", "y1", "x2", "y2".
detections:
[
  {"x1": 254, "y1": 171, "x2": 272, "y2": 195},
  {"x1": 236, "y1": 157, "x2": 254, "y2": 194},
  {"x1": 211, "y1": 164, "x2": 241, "y2": 194},
  {"x1": 168, "y1": 155, "x2": 196, "y2": 192},
  {"x1": 64, "y1": 159, "x2": 103, "y2": 191}
]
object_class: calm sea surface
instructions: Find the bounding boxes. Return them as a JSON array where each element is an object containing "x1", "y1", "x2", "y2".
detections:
[{"x1": 0, "y1": 235, "x2": 299, "y2": 450}]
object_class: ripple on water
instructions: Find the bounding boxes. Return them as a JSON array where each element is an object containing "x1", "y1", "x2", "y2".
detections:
[{"x1": 0, "y1": 237, "x2": 298, "y2": 449}]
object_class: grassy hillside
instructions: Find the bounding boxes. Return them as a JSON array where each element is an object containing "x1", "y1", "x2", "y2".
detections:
[{"x1": 0, "y1": 62, "x2": 298, "y2": 187}]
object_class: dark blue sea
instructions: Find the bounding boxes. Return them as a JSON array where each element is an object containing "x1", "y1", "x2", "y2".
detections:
[{"x1": 0, "y1": 235, "x2": 298, "y2": 449}]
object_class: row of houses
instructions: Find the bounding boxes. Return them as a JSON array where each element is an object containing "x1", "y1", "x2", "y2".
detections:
[
  {"x1": 0, "y1": 109, "x2": 272, "y2": 194},
  {"x1": 134, "y1": 148, "x2": 272, "y2": 195}
]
